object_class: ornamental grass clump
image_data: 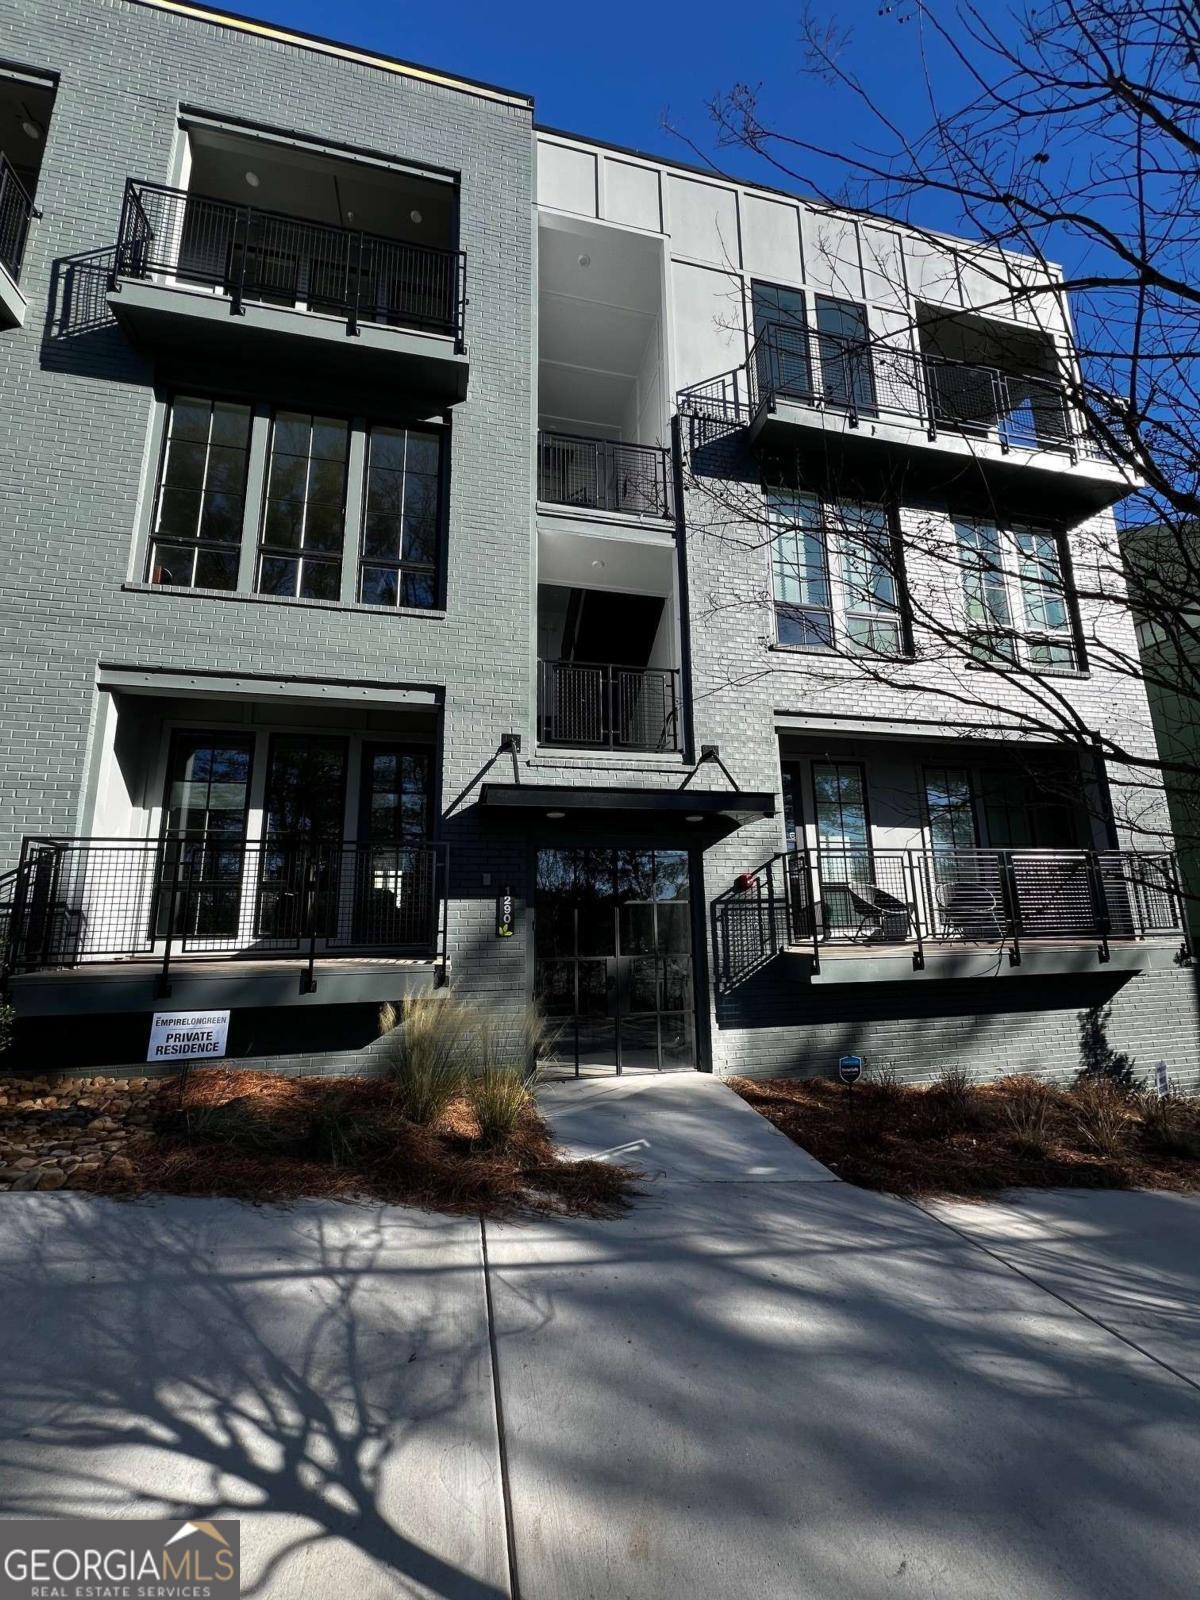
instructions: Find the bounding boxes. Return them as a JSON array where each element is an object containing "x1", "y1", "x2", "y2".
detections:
[
  {"x1": 377, "y1": 992, "x2": 478, "y2": 1126},
  {"x1": 467, "y1": 1003, "x2": 551, "y2": 1148}
]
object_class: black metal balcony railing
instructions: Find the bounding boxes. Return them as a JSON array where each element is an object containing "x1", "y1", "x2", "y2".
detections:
[
  {"x1": 0, "y1": 155, "x2": 37, "y2": 282},
  {"x1": 114, "y1": 179, "x2": 467, "y2": 345},
  {"x1": 537, "y1": 659, "x2": 682, "y2": 752},
  {"x1": 1, "y1": 836, "x2": 447, "y2": 995},
  {"x1": 537, "y1": 431, "x2": 674, "y2": 519},
  {"x1": 679, "y1": 320, "x2": 1098, "y2": 462},
  {"x1": 780, "y1": 845, "x2": 1187, "y2": 969}
]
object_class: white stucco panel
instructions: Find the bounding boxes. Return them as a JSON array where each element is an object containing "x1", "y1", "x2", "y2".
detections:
[
  {"x1": 667, "y1": 175, "x2": 740, "y2": 268},
  {"x1": 803, "y1": 211, "x2": 864, "y2": 301},
  {"x1": 604, "y1": 158, "x2": 662, "y2": 232},
  {"x1": 740, "y1": 193, "x2": 802, "y2": 285},
  {"x1": 670, "y1": 259, "x2": 744, "y2": 391},
  {"x1": 538, "y1": 141, "x2": 597, "y2": 218}
]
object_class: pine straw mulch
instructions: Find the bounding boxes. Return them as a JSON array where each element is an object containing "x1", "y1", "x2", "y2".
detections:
[
  {"x1": 71, "y1": 1067, "x2": 636, "y2": 1218},
  {"x1": 730, "y1": 1074, "x2": 1200, "y2": 1198}
]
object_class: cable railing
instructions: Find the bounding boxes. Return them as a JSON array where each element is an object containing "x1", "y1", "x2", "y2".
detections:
[
  {"x1": 679, "y1": 320, "x2": 1100, "y2": 462},
  {"x1": 779, "y1": 845, "x2": 1188, "y2": 970},
  {"x1": 113, "y1": 179, "x2": 467, "y2": 345},
  {"x1": 537, "y1": 430, "x2": 674, "y2": 519},
  {"x1": 0, "y1": 155, "x2": 37, "y2": 282},
  {"x1": 537, "y1": 659, "x2": 682, "y2": 752},
  {"x1": 2, "y1": 836, "x2": 447, "y2": 995}
]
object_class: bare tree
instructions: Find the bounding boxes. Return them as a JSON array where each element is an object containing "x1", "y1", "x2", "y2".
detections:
[{"x1": 672, "y1": 0, "x2": 1200, "y2": 857}]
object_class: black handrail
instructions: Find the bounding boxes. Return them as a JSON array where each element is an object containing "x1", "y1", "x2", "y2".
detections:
[
  {"x1": 781, "y1": 844, "x2": 1187, "y2": 965},
  {"x1": 679, "y1": 319, "x2": 1100, "y2": 462},
  {"x1": 113, "y1": 178, "x2": 467, "y2": 347},
  {"x1": 537, "y1": 430, "x2": 674, "y2": 518},
  {"x1": 0, "y1": 155, "x2": 37, "y2": 282},
  {"x1": 537, "y1": 659, "x2": 682, "y2": 752},
  {"x1": 3, "y1": 836, "x2": 448, "y2": 990}
]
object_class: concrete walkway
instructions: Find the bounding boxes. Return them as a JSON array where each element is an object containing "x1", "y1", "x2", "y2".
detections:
[
  {"x1": 1, "y1": 1080, "x2": 1198, "y2": 1599},
  {"x1": 486, "y1": 1077, "x2": 1200, "y2": 1600}
]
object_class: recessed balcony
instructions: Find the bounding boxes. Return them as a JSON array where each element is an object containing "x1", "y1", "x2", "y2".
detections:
[
  {"x1": 537, "y1": 430, "x2": 673, "y2": 521},
  {"x1": 108, "y1": 177, "x2": 468, "y2": 402}
]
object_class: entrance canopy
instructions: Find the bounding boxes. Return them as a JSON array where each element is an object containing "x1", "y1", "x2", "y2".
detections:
[{"x1": 478, "y1": 784, "x2": 775, "y2": 830}]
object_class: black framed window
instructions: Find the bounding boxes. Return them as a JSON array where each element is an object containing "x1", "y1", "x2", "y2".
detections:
[
  {"x1": 814, "y1": 296, "x2": 876, "y2": 413},
  {"x1": 954, "y1": 516, "x2": 1079, "y2": 671},
  {"x1": 769, "y1": 491, "x2": 903, "y2": 654},
  {"x1": 358, "y1": 425, "x2": 441, "y2": 609},
  {"x1": 257, "y1": 412, "x2": 349, "y2": 601},
  {"x1": 147, "y1": 396, "x2": 252, "y2": 590}
]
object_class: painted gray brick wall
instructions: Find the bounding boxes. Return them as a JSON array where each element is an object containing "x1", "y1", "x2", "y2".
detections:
[
  {"x1": 679, "y1": 417, "x2": 1200, "y2": 1085},
  {"x1": 0, "y1": 0, "x2": 538, "y2": 1015}
]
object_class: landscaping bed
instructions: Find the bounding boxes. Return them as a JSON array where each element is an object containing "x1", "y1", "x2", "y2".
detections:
[
  {"x1": 0, "y1": 1067, "x2": 633, "y2": 1217},
  {"x1": 730, "y1": 1072, "x2": 1200, "y2": 1197}
]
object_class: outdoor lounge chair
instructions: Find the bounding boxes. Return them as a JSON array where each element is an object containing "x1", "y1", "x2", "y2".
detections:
[{"x1": 935, "y1": 879, "x2": 1006, "y2": 942}]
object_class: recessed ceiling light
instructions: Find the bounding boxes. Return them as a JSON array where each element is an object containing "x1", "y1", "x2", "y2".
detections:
[
  {"x1": 685, "y1": 814, "x2": 704, "y2": 823},
  {"x1": 244, "y1": 170, "x2": 260, "y2": 188},
  {"x1": 578, "y1": 253, "x2": 591, "y2": 268},
  {"x1": 410, "y1": 208, "x2": 423, "y2": 224},
  {"x1": 546, "y1": 810, "x2": 566, "y2": 819},
  {"x1": 21, "y1": 118, "x2": 40, "y2": 141}
]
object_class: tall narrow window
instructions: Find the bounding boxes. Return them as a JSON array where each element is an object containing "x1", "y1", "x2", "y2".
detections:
[
  {"x1": 751, "y1": 282, "x2": 812, "y2": 402},
  {"x1": 924, "y1": 767, "x2": 977, "y2": 853},
  {"x1": 257, "y1": 412, "x2": 349, "y2": 600},
  {"x1": 147, "y1": 396, "x2": 252, "y2": 590},
  {"x1": 836, "y1": 503, "x2": 901, "y2": 653},
  {"x1": 815, "y1": 296, "x2": 876, "y2": 413},
  {"x1": 955, "y1": 516, "x2": 1014, "y2": 659},
  {"x1": 157, "y1": 731, "x2": 253, "y2": 939},
  {"x1": 769, "y1": 492, "x2": 833, "y2": 647},
  {"x1": 1015, "y1": 525, "x2": 1076, "y2": 668},
  {"x1": 359, "y1": 426, "x2": 441, "y2": 608}
]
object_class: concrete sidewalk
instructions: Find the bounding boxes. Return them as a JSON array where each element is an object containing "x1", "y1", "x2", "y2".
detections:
[
  {"x1": 0, "y1": 1196, "x2": 509, "y2": 1600},
  {"x1": 1, "y1": 1085, "x2": 1199, "y2": 1599},
  {"x1": 486, "y1": 1077, "x2": 1200, "y2": 1600}
]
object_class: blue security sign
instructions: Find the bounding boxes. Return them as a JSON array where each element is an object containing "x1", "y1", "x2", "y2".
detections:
[{"x1": 838, "y1": 1054, "x2": 864, "y2": 1084}]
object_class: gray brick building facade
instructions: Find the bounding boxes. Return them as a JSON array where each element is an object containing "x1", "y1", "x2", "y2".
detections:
[{"x1": 0, "y1": 0, "x2": 1195, "y2": 1087}]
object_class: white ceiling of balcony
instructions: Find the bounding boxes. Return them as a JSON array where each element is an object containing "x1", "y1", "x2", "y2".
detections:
[
  {"x1": 186, "y1": 127, "x2": 454, "y2": 248},
  {"x1": 538, "y1": 217, "x2": 663, "y2": 437}
]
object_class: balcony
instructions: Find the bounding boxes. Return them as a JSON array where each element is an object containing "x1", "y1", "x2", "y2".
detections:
[
  {"x1": 781, "y1": 846, "x2": 1189, "y2": 980},
  {"x1": 537, "y1": 431, "x2": 673, "y2": 521},
  {"x1": 1, "y1": 836, "x2": 447, "y2": 1011},
  {"x1": 679, "y1": 321, "x2": 1128, "y2": 517},
  {"x1": 0, "y1": 154, "x2": 37, "y2": 327},
  {"x1": 108, "y1": 179, "x2": 469, "y2": 401},
  {"x1": 537, "y1": 659, "x2": 682, "y2": 753}
]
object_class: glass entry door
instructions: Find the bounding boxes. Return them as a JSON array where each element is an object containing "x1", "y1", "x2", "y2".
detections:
[{"x1": 535, "y1": 848, "x2": 695, "y2": 1075}]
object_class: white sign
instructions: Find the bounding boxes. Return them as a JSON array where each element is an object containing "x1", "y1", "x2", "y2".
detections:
[{"x1": 148, "y1": 1010, "x2": 230, "y2": 1063}]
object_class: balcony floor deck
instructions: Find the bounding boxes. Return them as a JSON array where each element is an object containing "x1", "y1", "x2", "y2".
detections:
[
  {"x1": 10, "y1": 955, "x2": 440, "y2": 1017},
  {"x1": 784, "y1": 933, "x2": 1186, "y2": 983}
]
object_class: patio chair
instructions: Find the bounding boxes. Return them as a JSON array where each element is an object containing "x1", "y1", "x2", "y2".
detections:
[{"x1": 935, "y1": 879, "x2": 1006, "y2": 942}]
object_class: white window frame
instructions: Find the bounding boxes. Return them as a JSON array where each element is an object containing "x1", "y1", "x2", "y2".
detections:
[{"x1": 768, "y1": 491, "x2": 904, "y2": 656}]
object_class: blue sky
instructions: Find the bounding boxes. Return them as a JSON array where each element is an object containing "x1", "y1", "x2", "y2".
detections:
[{"x1": 226, "y1": 0, "x2": 976, "y2": 234}]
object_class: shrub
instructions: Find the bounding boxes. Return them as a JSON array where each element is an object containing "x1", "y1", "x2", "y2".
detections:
[
  {"x1": 1002, "y1": 1077, "x2": 1052, "y2": 1156},
  {"x1": 1071, "y1": 1078, "x2": 1131, "y2": 1158},
  {"x1": 1139, "y1": 1090, "x2": 1200, "y2": 1158},
  {"x1": 376, "y1": 993, "x2": 476, "y2": 1125},
  {"x1": 923, "y1": 1066, "x2": 977, "y2": 1132},
  {"x1": 0, "y1": 1003, "x2": 12, "y2": 1057}
]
